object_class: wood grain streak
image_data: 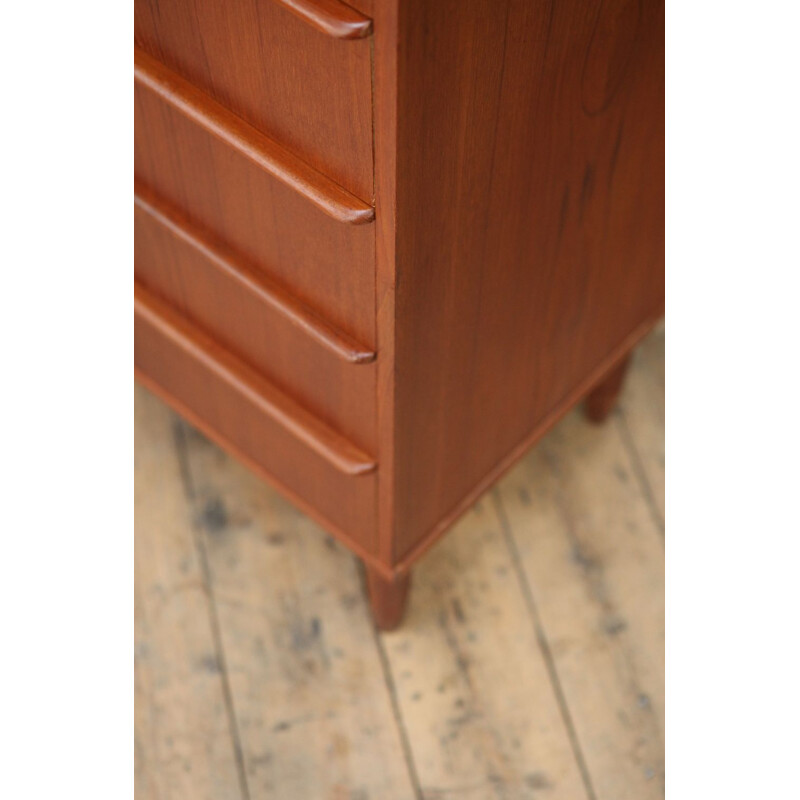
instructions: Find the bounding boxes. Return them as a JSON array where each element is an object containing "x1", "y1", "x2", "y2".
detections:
[{"x1": 134, "y1": 49, "x2": 374, "y2": 224}]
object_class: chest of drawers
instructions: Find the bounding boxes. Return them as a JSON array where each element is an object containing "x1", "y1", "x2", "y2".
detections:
[{"x1": 134, "y1": 0, "x2": 664, "y2": 628}]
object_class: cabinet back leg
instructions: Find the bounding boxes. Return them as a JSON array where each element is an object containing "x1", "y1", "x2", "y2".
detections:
[
  {"x1": 365, "y1": 565, "x2": 411, "y2": 631},
  {"x1": 585, "y1": 355, "x2": 631, "y2": 424}
]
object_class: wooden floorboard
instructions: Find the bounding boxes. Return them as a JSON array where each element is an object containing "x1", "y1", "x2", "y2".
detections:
[
  {"x1": 134, "y1": 329, "x2": 665, "y2": 799},
  {"x1": 495, "y1": 410, "x2": 665, "y2": 799},
  {"x1": 379, "y1": 499, "x2": 591, "y2": 800},
  {"x1": 173, "y1": 411, "x2": 418, "y2": 800},
  {"x1": 617, "y1": 323, "x2": 665, "y2": 530},
  {"x1": 134, "y1": 388, "x2": 246, "y2": 800}
]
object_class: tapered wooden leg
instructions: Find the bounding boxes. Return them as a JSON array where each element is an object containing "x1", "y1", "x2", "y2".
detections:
[
  {"x1": 365, "y1": 565, "x2": 411, "y2": 631},
  {"x1": 585, "y1": 355, "x2": 631, "y2": 424}
]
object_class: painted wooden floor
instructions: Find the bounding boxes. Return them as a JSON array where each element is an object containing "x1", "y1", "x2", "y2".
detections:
[{"x1": 135, "y1": 326, "x2": 664, "y2": 800}]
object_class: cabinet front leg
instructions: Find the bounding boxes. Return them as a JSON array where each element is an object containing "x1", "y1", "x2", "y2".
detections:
[
  {"x1": 585, "y1": 355, "x2": 631, "y2": 424},
  {"x1": 364, "y1": 565, "x2": 411, "y2": 631}
]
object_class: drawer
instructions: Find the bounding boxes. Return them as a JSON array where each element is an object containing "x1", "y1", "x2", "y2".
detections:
[
  {"x1": 134, "y1": 60, "x2": 376, "y2": 349},
  {"x1": 135, "y1": 186, "x2": 376, "y2": 455},
  {"x1": 134, "y1": 0, "x2": 374, "y2": 201},
  {"x1": 135, "y1": 283, "x2": 378, "y2": 555}
]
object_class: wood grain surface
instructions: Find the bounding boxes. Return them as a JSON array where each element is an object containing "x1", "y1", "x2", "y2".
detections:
[
  {"x1": 135, "y1": 0, "x2": 374, "y2": 199},
  {"x1": 380, "y1": 0, "x2": 665, "y2": 561}
]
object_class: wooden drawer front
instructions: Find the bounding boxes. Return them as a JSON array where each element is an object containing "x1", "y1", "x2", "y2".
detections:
[
  {"x1": 134, "y1": 73, "x2": 376, "y2": 349},
  {"x1": 135, "y1": 188, "x2": 376, "y2": 455},
  {"x1": 134, "y1": 0, "x2": 374, "y2": 201},
  {"x1": 135, "y1": 284, "x2": 378, "y2": 555}
]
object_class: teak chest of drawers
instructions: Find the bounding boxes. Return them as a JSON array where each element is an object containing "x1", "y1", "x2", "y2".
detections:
[{"x1": 134, "y1": 0, "x2": 665, "y2": 628}]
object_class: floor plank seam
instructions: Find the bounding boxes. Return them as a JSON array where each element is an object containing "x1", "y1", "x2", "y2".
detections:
[
  {"x1": 361, "y1": 562, "x2": 425, "y2": 800},
  {"x1": 614, "y1": 411, "x2": 665, "y2": 539},
  {"x1": 491, "y1": 488, "x2": 599, "y2": 800},
  {"x1": 173, "y1": 418, "x2": 253, "y2": 800}
]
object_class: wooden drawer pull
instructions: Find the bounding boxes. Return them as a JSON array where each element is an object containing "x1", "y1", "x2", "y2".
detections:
[
  {"x1": 134, "y1": 48, "x2": 375, "y2": 225},
  {"x1": 135, "y1": 283, "x2": 377, "y2": 476},
  {"x1": 274, "y1": 0, "x2": 372, "y2": 39},
  {"x1": 135, "y1": 185, "x2": 376, "y2": 365}
]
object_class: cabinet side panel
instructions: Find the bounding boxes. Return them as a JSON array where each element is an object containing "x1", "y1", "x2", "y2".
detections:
[{"x1": 393, "y1": 0, "x2": 664, "y2": 559}]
